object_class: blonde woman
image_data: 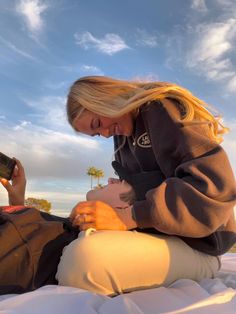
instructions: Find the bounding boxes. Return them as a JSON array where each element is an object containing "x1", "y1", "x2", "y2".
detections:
[{"x1": 63, "y1": 76, "x2": 236, "y2": 296}]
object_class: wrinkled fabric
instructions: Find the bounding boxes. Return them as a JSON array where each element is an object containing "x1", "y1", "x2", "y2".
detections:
[
  {"x1": 0, "y1": 207, "x2": 78, "y2": 294},
  {"x1": 0, "y1": 254, "x2": 235, "y2": 314}
]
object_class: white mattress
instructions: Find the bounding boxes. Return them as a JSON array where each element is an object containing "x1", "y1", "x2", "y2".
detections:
[{"x1": 0, "y1": 254, "x2": 235, "y2": 314}]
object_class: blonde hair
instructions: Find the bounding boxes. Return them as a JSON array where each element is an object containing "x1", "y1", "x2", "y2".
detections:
[{"x1": 67, "y1": 76, "x2": 228, "y2": 143}]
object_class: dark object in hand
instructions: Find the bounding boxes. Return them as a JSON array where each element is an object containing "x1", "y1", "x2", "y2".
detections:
[{"x1": 0, "y1": 152, "x2": 16, "y2": 180}]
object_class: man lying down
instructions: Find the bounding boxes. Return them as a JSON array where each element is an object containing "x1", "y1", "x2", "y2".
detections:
[
  {"x1": 1, "y1": 158, "x2": 229, "y2": 297},
  {"x1": 0, "y1": 158, "x2": 135, "y2": 295}
]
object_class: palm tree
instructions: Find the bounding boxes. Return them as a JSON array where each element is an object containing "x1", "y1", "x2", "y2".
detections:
[
  {"x1": 87, "y1": 166, "x2": 97, "y2": 189},
  {"x1": 95, "y1": 169, "x2": 104, "y2": 187}
]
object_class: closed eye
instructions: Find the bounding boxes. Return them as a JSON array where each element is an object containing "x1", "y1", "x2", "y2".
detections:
[{"x1": 91, "y1": 118, "x2": 101, "y2": 130}]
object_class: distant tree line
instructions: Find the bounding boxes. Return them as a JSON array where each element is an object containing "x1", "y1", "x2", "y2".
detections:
[
  {"x1": 24, "y1": 166, "x2": 105, "y2": 213},
  {"x1": 25, "y1": 197, "x2": 51, "y2": 213}
]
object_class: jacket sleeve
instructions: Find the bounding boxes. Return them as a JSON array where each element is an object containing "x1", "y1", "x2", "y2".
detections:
[{"x1": 133, "y1": 99, "x2": 236, "y2": 237}]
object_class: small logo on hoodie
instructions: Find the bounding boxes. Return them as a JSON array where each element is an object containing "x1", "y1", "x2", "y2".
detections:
[{"x1": 137, "y1": 132, "x2": 151, "y2": 148}]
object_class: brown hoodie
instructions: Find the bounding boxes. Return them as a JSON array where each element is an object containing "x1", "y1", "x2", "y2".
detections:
[{"x1": 114, "y1": 99, "x2": 236, "y2": 256}]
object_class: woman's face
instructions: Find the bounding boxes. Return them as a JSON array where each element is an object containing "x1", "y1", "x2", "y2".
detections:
[
  {"x1": 73, "y1": 110, "x2": 134, "y2": 138},
  {"x1": 86, "y1": 181, "x2": 132, "y2": 208}
]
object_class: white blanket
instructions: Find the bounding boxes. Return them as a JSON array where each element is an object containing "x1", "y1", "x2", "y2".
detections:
[{"x1": 0, "y1": 254, "x2": 235, "y2": 314}]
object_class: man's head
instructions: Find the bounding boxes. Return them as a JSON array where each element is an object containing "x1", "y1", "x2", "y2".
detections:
[{"x1": 86, "y1": 180, "x2": 135, "y2": 208}]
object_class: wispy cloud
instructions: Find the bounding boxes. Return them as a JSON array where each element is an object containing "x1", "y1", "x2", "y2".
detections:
[
  {"x1": 186, "y1": 19, "x2": 236, "y2": 92},
  {"x1": 13, "y1": 120, "x2": 32, "y2": 130},
  {"x1": 74, "y1": 31, "x2": 129, "y2": 55},
  {"x1": 57, "y1": 63, "x2": 104, "y2": 75},
  {"x1": 0, "y1": 34, "x2": 38, "y2": 61},
  {"x1": 16, "y1": 0, "x2": 48, "y2": 34},
  {"x1": 22, "y1": 95, "x2": 69, "y2": 129},
  {"x1": 0, "y1": 118, "x2": 114, "y2": 210},
  {"x1": 136, "y1": 29, "x2": 158, "y2": 47},
  {"x1": 132, "y1": 73, "x2": 159, "y2": 82},
  {"x1": 191, "y1": 0, "x2": 208, "y2": 12},
  {"x1": 0, "y1": 122, "x2": 97, "y2": 211},
  {"x1": 81, "y1": 65, "x2": 104, "y2": 75},
  {"x1": 43, "y1": 80, "x2": 68, "y2": 90},
  {"x1": 228, "y1": 75, "x2": 236, "y2": 92},
  {"x1": 216, "y1": 0, "x2": 236, "y2": 8},
  {"x1": 0, "y1": 121, "x2": 101, "y2": 180},
  {"x1": 0, "y1": 89, "x2": 115, "y2": 182}
]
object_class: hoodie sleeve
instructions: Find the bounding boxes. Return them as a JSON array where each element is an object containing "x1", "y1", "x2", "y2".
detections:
[{"x1": 132, "y1": 99, "x2": 236, "y2": 237}]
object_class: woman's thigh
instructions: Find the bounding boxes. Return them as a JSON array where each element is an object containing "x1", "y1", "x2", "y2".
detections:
[{"x1": 56, "y1": 229, "x2": 219, "y2": 296}]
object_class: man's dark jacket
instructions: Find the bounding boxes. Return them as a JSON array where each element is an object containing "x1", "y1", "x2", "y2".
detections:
[{"x1": 0, "y1": 206, "x2": 78, "y2": 294}]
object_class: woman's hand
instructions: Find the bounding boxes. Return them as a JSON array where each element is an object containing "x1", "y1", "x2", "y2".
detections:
[
  {"x1": 0, "y1": 158, "x2": 26, "y2": 206},
  {"x1": 70, "y1": 200, "x2": 128, "y2": 231}
]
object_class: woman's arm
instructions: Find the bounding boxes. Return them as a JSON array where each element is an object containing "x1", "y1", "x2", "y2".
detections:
[
  {"x1": 0, "y1": 158, "x2": 26, "y2": 206},
  {"x1": 133, "y1": 146, "x2": 236, "y2": 236},
  {"x1": 132, "y1": 99, "x2": 236, "y2": 237}
]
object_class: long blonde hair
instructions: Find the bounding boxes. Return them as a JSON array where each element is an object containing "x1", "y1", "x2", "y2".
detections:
[{"x1": 67, "y1": 76, "x2": 228, "y2": 143}]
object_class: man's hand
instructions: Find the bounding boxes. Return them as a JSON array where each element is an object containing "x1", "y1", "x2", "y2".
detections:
[
  {"x1": 0, "y1": 158, "x2": 26, "y2": 206},
  {"x1": 70, "y1": 200, "x2": 128, "y2": 231}
]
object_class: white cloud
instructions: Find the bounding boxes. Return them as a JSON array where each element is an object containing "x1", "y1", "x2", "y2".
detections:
[
  {"x1": 44, "y1": 80, "x2": 67, "y2": 90},
  {"x1": 216, "y1": 0, "x2": 236, "y2": 8},
  {"x1": 57, "y1": 64, "x2": 80, "y2": 72},
  {"x1": 81, "y1": 65, "x2": 104, "y2": 75},
  {"x1": 0, "y1": 35, "x2": 38, "y2": 61},
  {"x1": 0, "y1": 107, "x2": 117, "y2": 209},
  {"x1": 13, "y1": 93, "x2": 115, "y2": 188},
  {"x1": 74, "y1": 32, "x2": 129, "y2": 55},
  {"x1": 13, "y1": 120, "x2": 32, "y2": 130},
  {"x1": 136, "y1": 29, "x2": 158, "y2": 47},
  {"x1": 0, "y1": 121, "x2": 101, "y2": 179},
  {"x1": 186, "y1": 19, "x2": 236, "y2": 92},
  {"x1": 16, "y1": 0, "x2": 48, "y2": 33},
  {"x1": 228, "y1": 75, "x2": 236, "y2": 92},
  {"x1": 0, "y1": 117, "x2": 115, "y2": 209},
  {"x1": 191, "y1": 0, "x2": 208, "y2": 12},
  {"x1": 57, "y1": 63, "x2": 104, "y2": 75},
  {"x1": 22, "y1": 95, "x2": 69, "y2": 129},
  {"x1": 187, "y1": 21, "x2": 235, "y2": 65},
  {"x1": 132, "y1": 73, "x2": 159, "y2": 82}
]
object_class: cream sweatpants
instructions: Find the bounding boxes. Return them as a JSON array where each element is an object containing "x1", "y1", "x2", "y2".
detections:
[{"x1": 56, "y1": 229, "x2": 220, "y2": 296}]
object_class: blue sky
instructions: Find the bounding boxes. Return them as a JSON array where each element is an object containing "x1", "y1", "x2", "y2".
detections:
[{"x1": 0, "y1": 0, "x2": 236, "y2": 216}]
